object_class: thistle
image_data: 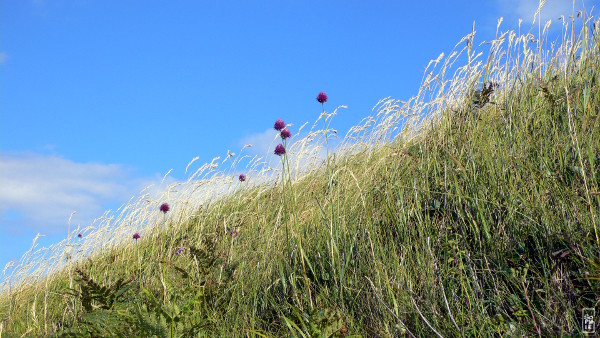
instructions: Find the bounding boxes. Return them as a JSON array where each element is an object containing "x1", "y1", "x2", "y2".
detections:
[
  {"x1": 274, "y1": 144, "x2": 286, "y2": 156},
  {"x1": 159, "y1": 202, "x2": 170, "y2": 226},
  {"x1": 316, "y1": 91, "x2": 328, "y2": 103},
  {"x1": 274, "y1": 118, "x2": 285, "y2": 131},
  {"x1": 280, "y1": 127, "x2": 292, "y2": 140},
  {"x1": 160, "y1": 203, "x2": 170, "y2": 214}
]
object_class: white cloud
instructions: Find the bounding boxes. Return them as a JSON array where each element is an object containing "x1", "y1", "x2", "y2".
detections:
[
  {"x1": 0, "y1": 153, "x2": 151, "y2": 235},
  {"x1": 238, "y1": 128, "x2": 280, "y2": 158},
  {"x1": 235, "y1": 128, "x2": 284, "y2": 172}
]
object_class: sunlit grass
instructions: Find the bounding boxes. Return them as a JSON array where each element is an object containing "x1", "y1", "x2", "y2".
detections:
[{"x1": 1, "y1": 8, "x2": 599, "y2": 337}]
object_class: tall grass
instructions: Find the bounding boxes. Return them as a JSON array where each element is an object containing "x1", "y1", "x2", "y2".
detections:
[{"x1": 1, "y1": 6, "x2": 599, "y2": 337}]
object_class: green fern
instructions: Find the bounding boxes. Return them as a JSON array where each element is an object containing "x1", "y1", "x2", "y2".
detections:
[
  {"x1": 282, "y1": 305, "x2": 361, "y2": 338},
  {"x1": 133, "y1": 302, "x2": 169, "y2": 337},
  {"x1": 188, "y1": 237, "x2": 218, "y2": 276},
  {"x1": 68, "y1": 267, "x2": 134, "y2": 312},
  {"x1": 52, "y1": 305, "x2": 134, "y2": 337}
]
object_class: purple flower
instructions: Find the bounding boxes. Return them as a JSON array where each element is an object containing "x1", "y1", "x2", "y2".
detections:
[
  {"x1": 230, "y1": 229, "x2": 238, "y2": 237},
  {"x1": 160, "y1": 202, "x2": 170, "y2": 214},
  {"x1": 78, "y1": 233, "x2": 82, "y2": 239},
  {"x1": 274, "y1": 144, "x2": 286, "y2": 156},
  {"x1": 280, "y1": 127, "x2": 292, "y2": 140},
  {"x1": 239, "y1": 174, "x2": 246, "y2": 182},
  {"x1": 175, "y1": 247, "x2": 184, "y2": 255},
  {"x1": 317, "y1": 92, "x2": 328, "y2": 103},
  {"x1": 133, "y1": 232, "x2": 141, "y2": 240},
  {"x1": 274, "y1": 118, "x2": 285, "y2": 131}
]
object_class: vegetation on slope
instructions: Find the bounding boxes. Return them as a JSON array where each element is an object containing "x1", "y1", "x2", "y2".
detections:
[{"x1": 1, "y1": 11, "x2": 599, "y2": 338}]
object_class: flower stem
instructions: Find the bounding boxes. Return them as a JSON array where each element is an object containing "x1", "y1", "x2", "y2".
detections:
[
  {"x1": 280, "y1": 153, "x2": 292, "y2": 266},
  {"x1": 323, "y1": 103, "x2": 337, "y2": 264}
]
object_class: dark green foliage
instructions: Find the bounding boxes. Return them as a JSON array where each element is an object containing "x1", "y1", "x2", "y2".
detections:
[
  {"x1": 54, "y1": 307, "x2": 134, "y2": 337},
  {"x1": 472, "y1": 81, "x2": 498, "y2": 108},
  {"x1": 50, "y1": 236, "x2": 233, "y2": 337},
  {"x1": 68, "y1": 267, "x2": 134, "y2": 312},
  {"x1": 188, "y1": 237, "x2": 218, "y2": 276},
  {"x1": 282, "y1": 304, "x2": 360, "y2": 338}
]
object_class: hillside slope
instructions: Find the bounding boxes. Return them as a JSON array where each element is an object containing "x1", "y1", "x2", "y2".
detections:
[{"x1": 1, "y1": 14, "x2": 600, "y2": 338}]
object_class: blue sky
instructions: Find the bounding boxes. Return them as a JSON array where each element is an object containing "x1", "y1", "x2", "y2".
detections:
[{"x1": 0, "y1": 0, "x2": 591, "y2": 275}]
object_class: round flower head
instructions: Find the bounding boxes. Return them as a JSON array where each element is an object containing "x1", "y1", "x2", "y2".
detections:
[
  {"x1": 133, "y1": 232, "x2": 141, "y2": 240},
  {"x1": 78, "y1": 233, "x2": 82, "y2": 239},
  {"x1": 274, "y1": 118, "x2": 285, "y2": 131},
  {"x1": 316, "y1": 92, "x2": 328, "y2": 103},
  {"x1": 160, "y1": 202, "x2": 170, "y2": 214},
  {"x1": 274, "y1": 144, "x2": 286, "y2": 156},
  {"x1": 280, "y1": 127, "x2": 292, "y2": 140},
  {"x1": 239, "y1": 173, "x2": 246, "y2": 182}
]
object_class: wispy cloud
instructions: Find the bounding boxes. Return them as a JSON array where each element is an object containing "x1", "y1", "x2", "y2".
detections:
[
  {"x1": 238, "y1": 128, "x2": 280, "y2": 158},
  {"x1": 0, "y1": 153, "x2": 152, "y2": 235},
  {"x1": 0, "y1": 52, "x2": 8, "y2": 65}
]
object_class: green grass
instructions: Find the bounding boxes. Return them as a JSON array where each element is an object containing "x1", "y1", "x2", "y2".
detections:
[{"x1": 1, "y1": 12, "x2": 600, "y2": 337}]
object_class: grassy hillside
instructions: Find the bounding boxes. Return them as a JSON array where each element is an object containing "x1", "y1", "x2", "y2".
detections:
[{"x1": 1, "y1": 13, "x2": 600, "y2": 337}]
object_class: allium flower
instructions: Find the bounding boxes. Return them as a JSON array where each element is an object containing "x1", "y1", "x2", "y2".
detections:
[
  {"x1": 78, "y1": 233, "x2": 82, "y2": 239},
  {"x1": 160, "y1": 202, "x2": 170, "y2": 214},
  {"x1": 274, "y1": 118, "x2": 285, "y2": 131},
  {"x1": 280, "y1": 127, "x2": 292, "y2": 140},
  {"x1": 239, "y1": 173, "x2": 246, "y2": 182},
  {"x1": 230, "y1": 229, "x2": 238, "y2": 237},
  {"x1": 175, "y1": 247, "x2": 184, "y2": 255},
  {"x1": 274, "y1": 144, "x2": 286, "y2": 156},
  {"x1": 317, "y1": 91, "x2": 328, "y2": 103},
  {"x1": 133, "y1": 232, "x2": 141, "y2": 240}
]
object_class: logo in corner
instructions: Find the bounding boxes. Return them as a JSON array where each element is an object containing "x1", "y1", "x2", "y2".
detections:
[{"x1": 583, "y1": 308, "x2": 595, "y2": 334}]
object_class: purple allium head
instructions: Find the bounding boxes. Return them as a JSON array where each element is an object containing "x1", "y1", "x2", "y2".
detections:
[
  {"x1": 175, "y1": 247, "x2": 184, "y2": 255},
  {"x1": 280, "y1": 127, "x2": 292, "y2": 140},
  {"x1": 274, "y1": 118, "x2": 285, "y2": 131},
  {"x1": 78, "y1": 233, "x2": 82, "y2": 239},
  {"x1": 239, "y1": 173, "x2": 246, "y2": 182},
  {"x1": 133, "y1": 232, "x2": 141, "y2": 240},
  {"x1": 317, "y1": 92, "x2": 328, "y2": 104},
  {"x1": 160, "y1": 202, "x2": 170, "y2": 214},
  {"x1": 274, "y1": 144, "x2": 286, "y2": 156},
  {"x1": 230, "y1": 229, "x2": 238, "y2": 237}
]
